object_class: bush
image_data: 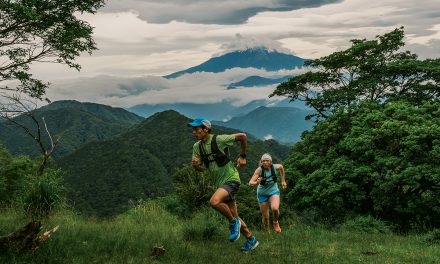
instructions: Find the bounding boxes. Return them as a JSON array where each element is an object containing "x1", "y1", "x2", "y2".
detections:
[
  {"x1": 173, "y1": 165, "x2": 214, "y2": 211},
  {"x1": 182, "y1": 208, "x2": 223, "y2": 241},
  {"x1": 155, "y1": 194, "x2": 192, "y2": 218},
  {"x1": 423, "y1": 229, "x2": 440, "y2": 245},
  {"x1": 20, "y1": 169, "x2": 66, "y2": 219},
  {"x1": 341, "y1": 215, "x2": 390, "y2": 234}
]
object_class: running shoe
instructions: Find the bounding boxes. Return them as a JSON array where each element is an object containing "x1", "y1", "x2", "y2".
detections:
[
  {"x1": 241, "y1": 236, "x2": 259, "y2": 253},
  {"x1": 228, "y1": 217, "x2": 241, "y2": 242}
]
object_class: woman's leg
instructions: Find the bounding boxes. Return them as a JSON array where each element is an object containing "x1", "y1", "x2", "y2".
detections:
[
  {"x1": 259, "y1": 202, "x2": 270, "y2": 232},
  {"x1": 269, "y1": 195, "x2": 281, "y2": 233},
  {"x1": 269, "y1": 195, "x2": 280, "y2": 222}
]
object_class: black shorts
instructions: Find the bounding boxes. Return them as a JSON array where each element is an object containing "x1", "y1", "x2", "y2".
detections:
[{"x1": 221, "y1": 181, "x2": 241, "y2": 203}]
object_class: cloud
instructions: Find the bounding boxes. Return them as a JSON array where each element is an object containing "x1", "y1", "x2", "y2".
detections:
[
  {"x1": 30, "y1": 0, "x2": 440, "y2": 83},
  {"x1": 102, "y1": 0, "x2": 342, "y2": 25},
  {"x1": 264, "y1": 134, "x2": 274, "y2": 140},
  {"x1": 27, "y1": 0, "x2": 440, "y2": 111},
  {"x1": 45, "y1": 67, "x2": 308, "y2": 108}
]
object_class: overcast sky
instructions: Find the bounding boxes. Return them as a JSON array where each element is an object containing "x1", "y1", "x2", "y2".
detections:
[{"x1": 29, "y1": 0, "x2": 440, "y2": 108}]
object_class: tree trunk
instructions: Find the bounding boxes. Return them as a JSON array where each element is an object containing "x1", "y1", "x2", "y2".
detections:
[{"x1": 0, "y1": 221, "x2": 59, "y2": 252}]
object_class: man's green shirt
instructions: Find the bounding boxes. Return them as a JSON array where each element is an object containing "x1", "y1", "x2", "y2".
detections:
[{"x1": 192, "y1": 134, "x2": 241, "y2": 187}]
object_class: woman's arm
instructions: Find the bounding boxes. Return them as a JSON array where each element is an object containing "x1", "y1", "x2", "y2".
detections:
[
  {"x1": 276, "y1": 164, "x2": 287, "y2": 189},
  {"x1": 248, "y1": 167, "x2": 262, "y2": 186}
]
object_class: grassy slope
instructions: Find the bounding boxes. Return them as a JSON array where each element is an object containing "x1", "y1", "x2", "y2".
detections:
[{"x1": 1, "y1": 204, "x2": 439, "y2": 264}]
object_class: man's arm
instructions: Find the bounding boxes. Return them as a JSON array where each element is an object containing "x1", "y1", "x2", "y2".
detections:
[
  {"x1": 234, "y1": 133, "x2": 247, "y2": 167},
  {"x1": 192, "y1": 156, "x2": 204, "y2": 172}
]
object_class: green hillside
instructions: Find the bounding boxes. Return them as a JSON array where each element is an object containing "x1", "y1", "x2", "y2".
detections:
[
  {"x1": 57, "y1": 110, "x2": 290, "y2": 217},
  {"x1": 214, "y1": 106, "x2": 314, "y2": 143},
  {"x1": 0, "y1": 101, "x2": 144, "y2": 159},
  {"x1": 40, "y1": 100, "x2": 144, "y2": 125}
]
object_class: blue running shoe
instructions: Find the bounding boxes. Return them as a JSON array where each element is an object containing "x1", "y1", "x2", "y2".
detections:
[
  {"x1": 241, "y1": 236, "x2": 259, "y2": 253},
  {"x1": 228, "y1": 217, "x2": 241, "y2": 242}
]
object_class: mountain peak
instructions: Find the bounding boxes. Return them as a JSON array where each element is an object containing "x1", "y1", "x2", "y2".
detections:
[{"x1": 164, "y1": 47, "x2": 304, "y2": 79}]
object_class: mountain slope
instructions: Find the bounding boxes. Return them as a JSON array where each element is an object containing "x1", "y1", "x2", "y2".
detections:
[
  {"x1": 57, "y1": 110, "x2": 290, "y2": 217},
  {"x1": 41, "y1": 100, "x2": 144, "y2": 125},
  {"x1": 213, "y1": 106, "x2": 314, "y2": 143},
  {"x1": 164, "y1": 47, "x2": 304, "y2": 78},
  {"x1": 0, "y1": 101, "x2": 144, "y2": 159},
  {"x1": 227, "y1": 75, "x2": 292, "y2": 89}
]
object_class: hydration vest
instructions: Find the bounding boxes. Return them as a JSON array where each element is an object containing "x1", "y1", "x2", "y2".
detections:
[
  {"x1": 259, "y1": 164, "x2": 277, "y2": 185},
  {"x1": 198, "y1": 135, "x2": 231, "y2": 168}
]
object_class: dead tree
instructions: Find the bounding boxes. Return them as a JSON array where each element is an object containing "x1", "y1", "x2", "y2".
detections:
[
  {"x1": 0, "y1": 93, "x2": 60, "y2": 176},
  {"x1": 0, "y1": 93, "x2": 61, "y2": 251},
  {"x1": 0, "y1": 221, "x2": 59, "y2": 252}
]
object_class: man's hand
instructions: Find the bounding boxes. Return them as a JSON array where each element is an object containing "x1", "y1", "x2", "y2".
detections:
[
  {"x1": 192, "y1": 156, "x2": 199, "y2": 166},
  {"x1": 236, "y1": 156, "x2": 246, "y2": 167},
  {"x1": 192, "y1": 156, "x2": 204, "y2": 172}
]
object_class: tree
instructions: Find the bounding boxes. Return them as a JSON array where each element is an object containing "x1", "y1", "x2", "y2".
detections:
[
  {"x1": 271, "y1": 27, "x2": 440, "y2": 119},
  {"x1": 0, "y1": 0, "x2": 104, "y2": 251},
  {"x1": 283, "y1": 100, "x2": 440, "y2": 230},
  {"x1": 1, "y1": 0, "x2": 104, "y2": 100}
]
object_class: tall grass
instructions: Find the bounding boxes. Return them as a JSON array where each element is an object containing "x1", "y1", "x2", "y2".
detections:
[{"x1": 1, "y1": 202, "x2": 439, "y2": 263}]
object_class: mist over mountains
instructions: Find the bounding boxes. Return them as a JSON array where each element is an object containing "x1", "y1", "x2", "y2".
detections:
[{"x1": 126, "y1": 47, "x2": 313, "y2": 143}]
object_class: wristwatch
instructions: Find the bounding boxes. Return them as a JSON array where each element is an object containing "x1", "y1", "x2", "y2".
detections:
[{"x1": 239, "y1": 153, "x2": 247, "y2": 158}]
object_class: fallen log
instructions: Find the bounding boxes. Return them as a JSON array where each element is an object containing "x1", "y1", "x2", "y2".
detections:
[{"x1": 0, "y1": 221, "x2": 59, "y2": 252}]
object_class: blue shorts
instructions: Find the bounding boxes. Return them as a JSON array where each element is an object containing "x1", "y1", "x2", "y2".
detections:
[{"x1": 257, "y1": 190, "x2": 280, "y2": 203}]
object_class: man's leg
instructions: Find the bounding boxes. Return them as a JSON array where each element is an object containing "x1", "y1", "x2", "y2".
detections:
[
  {"x1": 210, "y1": 187, "x2": 242, "y2": 242},
  {"x1": 229, "y1": 201, "x2": 259, "y2": 253},
  {"x1": 227, "y1": 201, "x2": 252, "y2": 238},
  {"x1": 209, "y1": 188, "x2": 234, "y2": 221}
]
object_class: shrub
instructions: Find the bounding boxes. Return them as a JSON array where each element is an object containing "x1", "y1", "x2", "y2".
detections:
[
  {"x1": 173, "y1": 165, "x2": 214, "y2": 211},
  {"x1": 342, "y1": 215, "x2": 390, "y2": 234},
  {"x1": 20, "y1": 169, "x2": 66, "y2": 219},
  {"x1": 423, "y1": 229, "x2": 440, "y2": 245},
  {"x1": 182, "y1": 208, "x2": 223, "y2": 241}
]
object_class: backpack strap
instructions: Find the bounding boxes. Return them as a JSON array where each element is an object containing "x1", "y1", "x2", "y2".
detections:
[
  {"x1": 198, "y1": 135, "x2": 231, "y2": 168},
  {"x1": 211, "y1": 135, "x2": 230, "y2": 167},
  {"x1": 198, "y1": 141, "x2": 210, "y2": 168},
  {"x1": 259, "y1": 164, "x2": 277, "y2": 185},
  {"x1": 271, "y1": 164, "x2": 277, "y2": 182}
]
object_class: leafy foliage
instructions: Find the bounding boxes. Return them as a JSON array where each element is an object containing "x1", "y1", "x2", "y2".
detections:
[
  {"x1": 173, "y1": 165, "x2": 214, "y2": 211},
  {"x1": 0, "y1": 145, "x2": 34, "y2": 205},
  {"x1": 0, "y1": 0, "x2": 104, "y2": 98},
  {"x1": 20, "y1": 169, "x2": 66, "y2": 219},
  {"x1": 271, "y1": 27, "x2": 440, "y2": 119},
  {"x1": 0, "y1": 144, "x2": 65, "y2": 218},
  {"x1": 424, "y1": 229, "x2": 440, "y2": 245},
  {"x1": 341, "y1": 215, "x2": 390, "y2": 234},
  {"x1": 284, "y1": 100, "x2": 440, "y2": 230}
]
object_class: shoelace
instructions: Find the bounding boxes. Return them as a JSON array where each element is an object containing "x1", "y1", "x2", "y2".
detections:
[
  {"x1": 245, "y1": 238, "x2": 254, "y2": 249},
  {"x1": 229, "y1": 221, "x2": 236, "y2": 232}
]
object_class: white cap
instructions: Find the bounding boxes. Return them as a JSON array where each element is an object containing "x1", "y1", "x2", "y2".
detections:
[
  {"x1": 201, "y1": 119, "x2": 211, "y2": 129},
  {"x1": 261, "y1": 153, "x2": 272, "y2": 162}
]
